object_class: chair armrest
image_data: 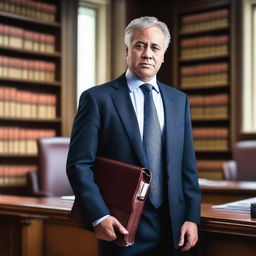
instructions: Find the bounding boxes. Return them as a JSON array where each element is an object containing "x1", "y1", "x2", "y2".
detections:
[{"x1": 222, "y1": 160, "x2": 238, "y2": 180}]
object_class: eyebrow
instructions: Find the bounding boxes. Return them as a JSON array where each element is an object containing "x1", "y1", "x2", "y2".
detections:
[{"x1": 135, "y1": 40, "x2": 161, "y2": 48}]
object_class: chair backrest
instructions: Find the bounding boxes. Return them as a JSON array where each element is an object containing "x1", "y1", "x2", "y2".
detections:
[
  {"x1": 37, "y1": 137, "x2": 73, "y2": 196},
  {"x1": 222, "y1": 160, "x2": 237, "y2": 181},
  {"x1": 233, "y1": 141, "x2": 256, "y2": 181}
]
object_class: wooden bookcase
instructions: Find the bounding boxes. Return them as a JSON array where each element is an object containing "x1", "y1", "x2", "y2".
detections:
[
  {"x1": 176, "y1": 1, "x2": 232, "y2": 180},
  {"x1": 0, "y1": 0, "x2": 61, "y2": 194}
]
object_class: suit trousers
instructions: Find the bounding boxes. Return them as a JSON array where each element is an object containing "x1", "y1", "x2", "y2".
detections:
[{"x1": 99, "y1": 201, "x2": 180, "y2": 256}]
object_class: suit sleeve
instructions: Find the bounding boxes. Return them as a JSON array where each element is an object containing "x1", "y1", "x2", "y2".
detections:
[
  {"x1": 182, "y1": 95, "x2": 201, "y2": 224},
  {"x1": 66, "y1": 90, "x2": 110, "y2": 228}
]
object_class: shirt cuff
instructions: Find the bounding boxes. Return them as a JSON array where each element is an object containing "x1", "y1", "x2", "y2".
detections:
[{"x1": 92, "y1": 215, "x2": 110, "y2": 227}]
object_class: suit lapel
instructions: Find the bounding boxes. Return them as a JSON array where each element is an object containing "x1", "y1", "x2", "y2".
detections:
[
  {"x1": 111, "y1": 75, "x2": 147, "y2": 167},
  {"x1": 158, "y1": 82, "x2": 178, "y2": 170}
]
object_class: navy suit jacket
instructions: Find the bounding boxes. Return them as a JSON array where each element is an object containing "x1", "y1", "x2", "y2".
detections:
[{"x1": 66, "y1": 74, "x2": 201, "y2": 247}]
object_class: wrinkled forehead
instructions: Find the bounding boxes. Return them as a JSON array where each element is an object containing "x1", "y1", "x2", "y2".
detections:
[{"x1": 130, "y1": 26, "x2": 165, "y2": 46}]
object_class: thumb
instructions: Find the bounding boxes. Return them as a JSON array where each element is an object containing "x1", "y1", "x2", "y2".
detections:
[
  {"x1": 179, "y1": 228, "x2": 185, "y2": 247},
  {"x1": 113, "y1": 219, "x2": 129, "y2": 235}
]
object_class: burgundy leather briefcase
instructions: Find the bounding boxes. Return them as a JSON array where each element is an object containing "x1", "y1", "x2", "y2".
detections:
[{"x1": 70, "y1": 156, "x2": 151, "y2": 247}]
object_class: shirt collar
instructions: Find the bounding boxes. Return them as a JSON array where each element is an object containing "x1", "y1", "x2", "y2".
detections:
[{"x1": 125, "y1": 69, "x2": 160, "y2": 93}]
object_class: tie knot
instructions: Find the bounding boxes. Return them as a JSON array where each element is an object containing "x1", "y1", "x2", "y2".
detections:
[{"x1": 140, "y1": 83, "x2": 153, "y2": 94}]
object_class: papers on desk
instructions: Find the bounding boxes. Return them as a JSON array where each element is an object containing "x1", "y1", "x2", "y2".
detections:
[
  {"x1": 212, "y1": 197, "x2": 256, "y2": 213},
  {"x1": 61, "y1": 195, "x2": 75, "y2": 200},
  {"x1": 199, "y1": 178, "x2": 230, "y2": 186}
]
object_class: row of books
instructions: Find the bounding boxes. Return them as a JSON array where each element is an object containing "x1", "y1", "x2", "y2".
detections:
[
  {"x1": 194, "y1": 139, "x2": 229, "y2": 151},
  {"x1": 197, "y1": 159, "x2": 225, "y2": 171},
  {"x1": 181, "y1": 9, "x2": 229, "y2": 33},
  {"x1": 181, "y1": 63, "x2": 229, "y2": 88},
  {"x1": 181, "y1": 45, "x2": 228, "y2": 60},
  {"x1": 198, "y1": 170, "x2": 223, "y2": 180},
  {"x1": 190, "y1": 93, "x2": 229, "y2": 119},
  {"x1": 197, "y1": 159, "x2": 225, "y2": 179},
  {"x1": 189, "y1": 94, "x2": 228, "y2": 106},
  {"x1": 0, "y1": 87, "x2": 57, "y2": 119},
  {"x1": 193, "y1": 128, "x2": 229, "y2": 150},
  {"x1": 0, "y1": 56, "x2": 56, "y2": 82},
  {"x1": 191, "y1": 106, "x2": 228, "y2": 120},
  {"x1": 0, "y1": 0, "x2": 57, "y2": 22},
  {"x1": 182, "y1": 9, "x2": 228, "y2": 24},
  {"x1": 193, "y1": 127, "x2": 228, "y2": 138},
  {"x1": 181, "y1": 73, "x2": 228, "y2": 88},
  {"x1": 0, "y1": 175, "x2": 26, "y2": 186},
  {"x1": 0, "y1": 127, "x2": 56, "y2": 155},
  {"x1": 0, "y1": 24, "x2": 55, "y2": 53},
  {"x1": 0, "y1": 164, "x2": 35, "y2": 187},
  {"x1": 181, "y1": 63, "x2": 229, "y2": 76},
  {"x1": 181, "y1": 35, "x2": 229, "y2": 48},
  {"x1": 180, "y1": 35, "x2": 229, "y2": 60}
]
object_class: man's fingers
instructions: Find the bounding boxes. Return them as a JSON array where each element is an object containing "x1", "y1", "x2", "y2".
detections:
[
  {"x1": 104, "y1": 227, "x2": 117, "y2": 241},
  {"x1": 94, "y1": 216, "x2": 117, "y2": 241},
  {"x1": 178, "y1": 228, "x2": 185, "y2": 246},
  {"x1": 113, "y1": 218, "x2": 129, "y2": 235},
  {"x1": 94, "y1": 216, "x2": 128, "y2": 242},
  {"x1": 179, "y1": 221, "x2": 198, "y2": 251},
  {"x1": 180, "y1": 236, "x2": 192, "y2": 252},
  {"x1": 95, "y1": 225, "x2": 116, "y2": 241},
  {"x1": 180, "y1": 242, "x2": 191, "y2": 252},
  {"x1": 180, "y1": 237, "x2": 197, "y2": 252}
]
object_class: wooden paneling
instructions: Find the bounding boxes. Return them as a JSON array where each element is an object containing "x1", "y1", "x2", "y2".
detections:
[
  {"x1": 0, "y1": 216, "x2": 22, "y2": 256},
  {"x1": 1, "y1": 196, "x2": 256, "y2": 256},
  {"x1": 44, "y1": 220, "x2": 98, "y2": 256},
  {"x1": 0, "y1": 196, "x2": 98, "y2": 256}
]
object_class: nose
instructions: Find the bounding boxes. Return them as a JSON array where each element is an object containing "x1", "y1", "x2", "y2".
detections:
[{"x1": 141, "y1": 46, "x2": 152, "y2": 60}]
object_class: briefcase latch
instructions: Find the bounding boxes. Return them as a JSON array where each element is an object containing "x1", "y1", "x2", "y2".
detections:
[{"x1": 137, "y1": 182, "x2": 149, "y2": 201}]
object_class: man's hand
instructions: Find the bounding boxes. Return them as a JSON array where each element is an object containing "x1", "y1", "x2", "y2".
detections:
[
  {"x1": 178, "y1": 221, "x2": 198, "y2": 252},
  {"x1": 94, "y1": 216, "x2": 129, "y2": 241}
]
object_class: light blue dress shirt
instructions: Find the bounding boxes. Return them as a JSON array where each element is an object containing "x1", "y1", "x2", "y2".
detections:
[
  {"x1": 92, "y1": 69, "x2": 165, "y2": 227},
  {"x1": 126, "y1": 69, "x2": 164, "y2": 138}
]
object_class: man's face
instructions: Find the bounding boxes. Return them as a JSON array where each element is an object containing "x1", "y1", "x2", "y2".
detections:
[{"x1": 125, "y1": 26, "x2": 166, "y2": 82}]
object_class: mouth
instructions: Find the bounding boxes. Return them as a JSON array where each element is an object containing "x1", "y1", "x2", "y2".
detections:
[{"x1": 139, "y1": 63, "x2": 154, "y2": 68}]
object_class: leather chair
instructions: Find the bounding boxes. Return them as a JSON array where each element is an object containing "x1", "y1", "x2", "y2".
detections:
[
  {"x1": 223, "y1": 141, "x2": 256, "y2": 181},
  {"x1": 27, "y1": 137, "x2": 73, "y2": 197}
]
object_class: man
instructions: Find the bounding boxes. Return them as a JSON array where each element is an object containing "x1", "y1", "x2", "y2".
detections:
[{"x1": 67, "y1": 16, "x2": 201, "y2": 255}]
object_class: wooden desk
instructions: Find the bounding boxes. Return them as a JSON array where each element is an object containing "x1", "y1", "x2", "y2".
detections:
[
  {"x1": 200, "y1": 180, "x2": 256, "y2": 204},
  {"x1": 1, "y1": 195, "x2": 256, "y2": 256},
  {"x1": 197, "y1": 203, "x2": 256, "y2": 256},
  {"x1": 0, "y1": 195, "x2": 98, "y2": 256}
]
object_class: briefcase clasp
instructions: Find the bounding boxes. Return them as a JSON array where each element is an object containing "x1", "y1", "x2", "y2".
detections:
[{"x1": 137, "y1": 182, "x2": 149, "y2": 201}]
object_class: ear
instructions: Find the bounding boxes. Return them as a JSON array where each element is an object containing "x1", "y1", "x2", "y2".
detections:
[{"x1": 125, "y1": 46, "x2": 128, "y2": 57}]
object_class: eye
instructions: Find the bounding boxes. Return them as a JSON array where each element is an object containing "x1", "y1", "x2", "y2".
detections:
[
  {"x1": 152, "y1": 46, "x2": 160, "y2": 52},
  {"x1": 135, "y1": 43, "x2": 145, "y2": 49}
]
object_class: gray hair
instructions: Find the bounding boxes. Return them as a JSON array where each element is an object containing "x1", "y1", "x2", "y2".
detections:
[{"x1": 124, "y1": 16, "x2": 171, "y2": 52}]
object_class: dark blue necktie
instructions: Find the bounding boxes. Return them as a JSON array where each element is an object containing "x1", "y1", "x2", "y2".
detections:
[{"x1": 141, "y1": 83, "x2": 163, "y2": 208}]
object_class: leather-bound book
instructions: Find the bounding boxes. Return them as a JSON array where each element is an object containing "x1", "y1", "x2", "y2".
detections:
[{"x1": 70, "y1": 156, "x2": 151, "y2": 247}]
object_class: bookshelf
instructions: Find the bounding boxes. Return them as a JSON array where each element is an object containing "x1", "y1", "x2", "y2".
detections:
[
  {"x1": 176, "y1": 3, "x2": 232, "y2": 180},
  {"x1": 0, "y1": 0, "x2": 61, "y2": 194}
]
